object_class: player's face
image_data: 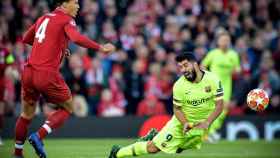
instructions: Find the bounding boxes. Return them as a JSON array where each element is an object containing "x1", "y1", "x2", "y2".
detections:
[
  {"x1": 65, "y1": 0, "x2": 80, "y2": 17},
  {"x1": 217, "y1": 34, "x2": 231, "y2": 49},
  {"x1": 177, "y1": 60, "x2": 197, "y2": 82}
]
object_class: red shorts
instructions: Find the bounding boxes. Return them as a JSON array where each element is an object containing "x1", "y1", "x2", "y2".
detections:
[
  {"x1": 21, "y1": 65, "x2": 71, "y2": 104},
  {"x1": 0, "y1": 77, "x2": 4, "y2": 102}
]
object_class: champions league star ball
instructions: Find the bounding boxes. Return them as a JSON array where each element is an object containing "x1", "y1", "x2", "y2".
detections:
[{"x1": 247, "y1": 89, "x2": 269, "y2": 111}]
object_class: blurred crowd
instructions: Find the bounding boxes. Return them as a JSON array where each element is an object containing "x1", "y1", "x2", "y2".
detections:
[{"x1": 0, "y1": 0, "x2": 279, "y2": 117}]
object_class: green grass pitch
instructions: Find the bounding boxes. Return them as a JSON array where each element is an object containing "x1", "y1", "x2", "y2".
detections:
[{"x1": 1, "y1": 139, "x2": 280, "y2": 158}]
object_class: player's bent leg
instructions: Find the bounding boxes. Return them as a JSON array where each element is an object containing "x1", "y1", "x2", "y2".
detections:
[
  {"x1": 57, "y1": 97, "x2": 74, "y2": 114},
  {"x1": 28, "y1": 98, "x2": 72, "y2": 158},
  {"x1": 180, "y1": 135, "x2": 203, "y2": 151},
  {"x1": 175, "y1": 130, "x2": 205, "y2": 154},
  {"x1": 109, "y1": 140, "x2": 160, "y2": 158},
  {"x1": 35, "y1": 98, "x2": 72, "y2": 140}
]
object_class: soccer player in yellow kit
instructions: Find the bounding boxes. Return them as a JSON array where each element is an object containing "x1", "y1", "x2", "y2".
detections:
[
  {"x1": 201, "y1": 32, "x2": 241, "y2": 142},
  {"x1": 108, "y1": 53, "x2": 224, "y2": 158}
]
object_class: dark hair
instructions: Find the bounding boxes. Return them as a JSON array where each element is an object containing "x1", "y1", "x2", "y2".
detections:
[
  {"x1": 175, "y1": 52, "x2": 197, "y2": 62},
  {"x1": 217, "y1": 31, "x2": 230, "y2": 39},
  {"x1": 55, "y1": 0, "x2": 70, "y2": 6}
]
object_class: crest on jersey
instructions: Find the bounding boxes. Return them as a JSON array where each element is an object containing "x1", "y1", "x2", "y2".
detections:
[
  {"x1": 205, "y1": 86, "x2": 211, "y2": 93},
  {"x1": 70, "y1": 20, "x2": 76, "y2": 26}
]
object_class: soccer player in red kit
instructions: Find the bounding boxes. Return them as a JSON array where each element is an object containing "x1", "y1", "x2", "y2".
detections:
[
  {"x1": 14, "y1": 0, "x2": 115, "y2": 158},
  {"x1": 0, "y1": 46, "x2": 15, "y2": 146}
]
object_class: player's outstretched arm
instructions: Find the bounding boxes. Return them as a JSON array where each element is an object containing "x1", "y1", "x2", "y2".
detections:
[
  {"x1": 64, "y1": 23, "x2": 115, "y2": 53},
  {"x1": 22, "y1": 24, "x2": 36, "y2": 45}
]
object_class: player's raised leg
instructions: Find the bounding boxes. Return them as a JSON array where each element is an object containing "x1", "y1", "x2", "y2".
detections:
[{"x1": 34, "y1": 98, "x2": 72, "y2": 140}]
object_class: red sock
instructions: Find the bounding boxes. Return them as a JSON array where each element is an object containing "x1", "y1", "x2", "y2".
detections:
[
  {"x1": 14, "y1": 116, "x2": 32, "y2": 156},
  {"x1": 37, "y1": 109, "x2": 70, "y2": 140}
]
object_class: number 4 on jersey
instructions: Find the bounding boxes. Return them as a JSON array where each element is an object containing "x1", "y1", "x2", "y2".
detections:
[{"x1": 35, "y1": 18, "x2": 50, "y2": 43}]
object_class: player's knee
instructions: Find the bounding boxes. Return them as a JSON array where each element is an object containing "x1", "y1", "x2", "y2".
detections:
[
  {"x1": 60, "y1": 98, "x2": 73, "y2": 114},
  {"x1": 147, "y1": 141, "x2": 160, "y2": 153},
  {"x1": 21, "y1": 112, "x2": 35, "y2": 120},
  {"x1": 21, "y1": 100, "x2": 37, "y2": 119}
]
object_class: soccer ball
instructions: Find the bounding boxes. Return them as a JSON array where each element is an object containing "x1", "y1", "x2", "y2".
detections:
[{"x1": 247, "y1": 89, "x2": 269, "y2": 111}]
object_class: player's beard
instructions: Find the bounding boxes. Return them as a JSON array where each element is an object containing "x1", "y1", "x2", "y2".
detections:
[{"x1": 184, "y1": 69, "x2": 197, "y2": 82}]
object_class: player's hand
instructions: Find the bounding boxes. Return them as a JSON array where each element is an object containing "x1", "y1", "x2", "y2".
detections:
[
  {"x1": 100, "y1": 43, "x2": 115, "y2": 54},
  {"x1": 194, "y1": 121, "x2": 209, "y2": 130},
  {"x1": 183, "y1": 122, "x2": 193, "y2": 133}
]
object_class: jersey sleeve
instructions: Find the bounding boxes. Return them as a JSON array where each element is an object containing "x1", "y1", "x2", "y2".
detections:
[
  {"x1": 64, "y1": 19, "x2": 101, "y2": 50},
  {"x1": 211, "y1": 74, "x2": 224, "y2": 101},
  {"x1": 22, "y1": 24, "x2": 36, "y2": 45},
  {"x1": 201, "y1": 50, "x2": 214, "y2": 68},
  {"x1": 173, "y1": 79, "x2": 185, "y2": 107}
]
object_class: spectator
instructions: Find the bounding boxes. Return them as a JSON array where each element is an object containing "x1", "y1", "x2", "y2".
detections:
[
  {"x1": 0, "y1": 0, "x2": 279, "y2": 117},
  {"x1": 124, "y1": 60, "x2": 145, "y2": 114},
  {"x1": 97, "y1": 89, "x2": 125, "y2": 117},
  {"x1": 137, "y1": 93, "x2": 166, "y2": 116},
  {"x1": 72, "y1": 95, "x2": 89, "y2": 118}
]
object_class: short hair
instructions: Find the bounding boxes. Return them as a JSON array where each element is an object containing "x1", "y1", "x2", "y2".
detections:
[
  {"x1": 55, "y1": 0, "x2": 70, "y2": 6},
  {"x1": 175, "y1": 52, "x2": 197, "y2": 62},
  {"x1": 216, "y1": 30, "x2": 230, "y2": 39}
]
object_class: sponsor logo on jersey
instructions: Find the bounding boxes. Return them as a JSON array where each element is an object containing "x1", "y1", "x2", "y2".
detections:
[{"x1": 186, "y1": 96, "x2": 213, "y2": 106}]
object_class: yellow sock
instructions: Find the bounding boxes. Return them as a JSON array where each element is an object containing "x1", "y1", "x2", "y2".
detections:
[{"x1": 116, "y1": 142, "x2": 148, "y2": 158}]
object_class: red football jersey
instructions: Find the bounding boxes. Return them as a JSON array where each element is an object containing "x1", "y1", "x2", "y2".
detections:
[{"x1": 22, "y1": 8, "x2": 101, "y2": 72}]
